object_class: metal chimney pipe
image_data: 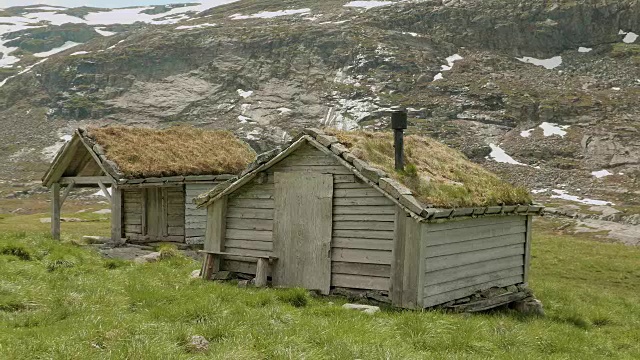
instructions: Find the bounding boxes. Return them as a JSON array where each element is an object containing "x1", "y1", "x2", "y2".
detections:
[{"x1": 391, "y1": 109, "x2": 408, "y2": 171}]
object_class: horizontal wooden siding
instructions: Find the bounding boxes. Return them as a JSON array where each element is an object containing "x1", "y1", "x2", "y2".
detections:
[
  {"x1": 185, "y1": 183, "x2": 219, "y2": 244},
  {"x1": 422, "y1": 216, "x2": 527, "y2": 307}
]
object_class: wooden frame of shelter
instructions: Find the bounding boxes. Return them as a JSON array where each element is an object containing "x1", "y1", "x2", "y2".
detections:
[
  {"x1": 194, "y1": 128, "x2": 544, "y2": 310},
  {"x1": 42, "y1": 128, "x2": 242, "y2": 244}
]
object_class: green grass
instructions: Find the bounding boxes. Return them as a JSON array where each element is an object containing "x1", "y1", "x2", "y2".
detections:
[
  {"x1": 326, "y1": 130, "x2": 531, "y2": 208},
  {"x1": 0, "y1": 218, "x2": 639, "y2": 359}
]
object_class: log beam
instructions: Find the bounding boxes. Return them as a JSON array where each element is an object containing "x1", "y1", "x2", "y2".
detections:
[
  {"x1": 98, "y1": 181, "x2": 112, "y2": 204},
  {"x1": 60, "y1": 181, "x2": 75, "y2": 206}
]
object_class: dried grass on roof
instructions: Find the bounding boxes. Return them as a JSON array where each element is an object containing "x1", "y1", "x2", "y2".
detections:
[
  {"x1": 326, "y1": 129, "x2": 532, "y2": 208},
  {"x1": 87, "y1": 126, "x2": 256, "y2": 178}
]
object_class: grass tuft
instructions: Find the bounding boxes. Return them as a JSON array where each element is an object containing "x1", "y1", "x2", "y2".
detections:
[
  {"x1": 157, "y1": 244, "x2": 180, "y2": 260},
  {"x1": 326, "y1": 129, "x2": 531, "y2": 208},
  {"x1": 0, "y1": 244, "x2": 31, "y2": 260},
  {"x1": 276, "y1": 288, "x2": 309, "y2": 308},
  {"x1": 45, "y1": 259, "x2": 75, "y2": 272},
  {"x1": 104, "y1": 259, "x2": 128, "y2": 269},
  {"x1": 86, "y1": 126, "x2": 256, "y2": 178}
]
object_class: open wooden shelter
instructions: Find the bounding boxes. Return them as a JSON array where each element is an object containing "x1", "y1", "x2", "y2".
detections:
[
  {"x1": 194, "y1": 127, "x2": 543, "y2": 309},
  {"x1": 42, "y1": 126, "x2": 255, "y2": 244}
]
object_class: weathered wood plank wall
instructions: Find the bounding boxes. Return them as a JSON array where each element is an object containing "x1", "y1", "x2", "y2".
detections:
[
  {"x1": 124, "y1": 186, "x2": 187, "y2": 242},
  {"x1": 213, "y1": 143, "x2": 396, "y2": 292},
  {"x1": 123, "y1": 189, "x2": 143, "y2": 238},
  {"x1": 421, "y1": 216, "x2": 528, "y2": 307},
  {"x1": 185, "y1": 183, "x2": 221, "y2": 244}
]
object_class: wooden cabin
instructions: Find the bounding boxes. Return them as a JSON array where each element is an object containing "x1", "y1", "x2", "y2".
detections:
[
  {"x1": 42, "y1": 126, "x2": 255, "y2": 244},
  {"x1": 194, "y1": 128, "x2": 543, "y2": 309}
]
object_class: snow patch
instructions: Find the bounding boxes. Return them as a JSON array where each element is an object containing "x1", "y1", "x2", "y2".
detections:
[
  {"x1": 33, "y1": 41, "x2": 81, "y2": 57},
  {"x1": 237, "y1": 89, "x2": 253, "y2": 98},
  {"x1": 551, "y1": 190, "x2": 614, "y2": 206},
  {"x1": 520, "y1": 129, "x2": 533, "y2": 138},
  {"x1": 433, "y1": 54, "x2": 463, "y2": 81},
  {"x1": 238, "y1": 115, "x2": 252, "y2": 123},
  {"x1": 70, "y1": 51, "x2": 90, "y2": 56},
  {"x1": 176, "y1": 23, "x2": 217, "y2": 30},
  {"x1": 277, "y1": 107, "x2": 292, "y2": 114},
  {"x1": 516, "y1": 56, "x2": 562, "y2": 69},
  {"x1": 230, "y1": 8, "x2": 310, "y2": 20},
  {"x1": 94, "y1": 27, "x2": 116, "y2": 36},
  {"x1": 578, "y1": 47, "x2": 592, "y2": 53},
  {"x1": 0, "y1": 58, "x2": 47, "y2": 88},
  {"x1": 619, "y1": 30, "x2": 639, "y2": 44},
  {"x1": 487, "y1": 144, "x2": 527, "y2": 166},
  {"x1": 591, "y1": 170, "x2": 612, "y2": 178},
  {"x1": 531, "y1": 189, "x2": 548, "y2": 194},
  {"x1": 344, "y1": 1, "x2": 394, "y2": 9},
  {"x1": 539, "y1": 122, "x2": 569, "y2": 137}
]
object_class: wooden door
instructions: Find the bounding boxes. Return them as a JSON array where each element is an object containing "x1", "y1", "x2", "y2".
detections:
[
  {"x1": 145, "y1": 188, "x2": 167, "y2": 238},
  {"x1": 273, "y1": 172, "x2": 333, "y2": 294}
]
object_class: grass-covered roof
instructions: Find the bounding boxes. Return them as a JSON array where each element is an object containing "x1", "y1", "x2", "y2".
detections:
[
  {"x1": 325, "y1": 129, "x2": 531, "y2": 208},
  {"x1": 86, "y1": 126, "x2": 256, "y2": 179}
]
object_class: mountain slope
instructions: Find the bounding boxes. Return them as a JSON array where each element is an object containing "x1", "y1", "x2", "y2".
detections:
[{"x1": 1, "y1": 0, "x2": 639, "y2": 213}]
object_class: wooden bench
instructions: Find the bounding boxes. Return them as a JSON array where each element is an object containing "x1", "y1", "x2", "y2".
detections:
[{"x1": 199, "y1": 250, "x2": 278, "y2": 287}]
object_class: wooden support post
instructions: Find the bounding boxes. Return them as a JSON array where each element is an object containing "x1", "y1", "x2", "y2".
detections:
[
  {"x1": 60, "y1": 181, "x2": 75, "y2": 206},
  {"x1": 523, "y1": 215, "x2": 533, "y2": 286},
  {"x1": 255, "y1": 258, "x2": 268, "y2": 287},
  {"x1": 202, "y1": 253, "x2": 216, "y2": 280},
  {"x1": 202, "y1": 196, "x2": 227, "y2": 279},
  {"x1": 111, "y1": 186, "x2": 122, "y2": 244},
  {"x1": 51, "y1": 183, "x2": 61, "y2": 240}
]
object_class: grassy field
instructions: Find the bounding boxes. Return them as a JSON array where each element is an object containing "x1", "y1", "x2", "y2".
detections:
[{"x1": 0, "y1": 215, "x2": 639, "y2": 359}]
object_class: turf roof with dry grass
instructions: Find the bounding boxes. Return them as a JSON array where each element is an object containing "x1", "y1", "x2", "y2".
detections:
[
  {"x1": 86, "y1": 126, "x2": 256, "y2": 178},
  {"x1": 325, "y1": 129, "x2": 532, "y2": 208}
]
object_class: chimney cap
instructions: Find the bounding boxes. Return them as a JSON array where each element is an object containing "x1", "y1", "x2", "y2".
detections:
[{"x1": 391, "y1": 109, "x2": 407, "y2": 130}]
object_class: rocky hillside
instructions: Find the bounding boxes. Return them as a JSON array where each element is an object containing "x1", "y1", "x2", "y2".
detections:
[{"x1": 1, "y1": 0, "x2": 640, "y2": 218}]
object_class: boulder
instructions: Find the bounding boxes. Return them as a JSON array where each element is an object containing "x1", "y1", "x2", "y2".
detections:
[
  {"x1": 185, "y1": 335, "x2": 209, "y2": 353},
  {"x1": 342, "y1": 303, "x2": 380, "y2": 315},
  {"x1": 512, "y1": 297, "x2": 545, "y2": 316},
  {"x1": 133, "y1": 252, "x2": 161, "y2": 264}
]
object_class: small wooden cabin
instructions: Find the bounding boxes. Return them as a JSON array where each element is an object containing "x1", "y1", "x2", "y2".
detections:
[
  {"x1": 42, "y1": 126, "x2": 255, "y2": 244},
  {"x1": 195, "y1": 128, "x2": 543, "y2": 309}
]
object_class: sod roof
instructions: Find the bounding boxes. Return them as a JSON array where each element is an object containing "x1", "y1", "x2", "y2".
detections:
[
  {"x1": 325, "y1": 129, "x2": 532, "y2": 208},
  {"x1": 85, "y1": 126, "x2": 256, "y2": 179}
]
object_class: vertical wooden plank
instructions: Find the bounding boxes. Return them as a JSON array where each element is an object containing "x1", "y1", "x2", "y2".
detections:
[
  {"x1": 161, "y1": 188, "x2": 169, "y2": 237},
  {"x1": 146, "y1": 188, "x2": 160, "y2": 239},
  {"x1": 390, "y1": 207, "x2": 406, "y2": 306},
  {"x1": 51, "y1": 182, "x2": 61, "y2": 240},
  {"x1": 141, "y1": 189, "x2": 147, "y2": 236},
  {"x1": 273, "y1": 172, "x2": 333, "y2": 295},
  {"x1": 202, "y1": 253, "x2": 215, "y2": 280},
  {"x1": 204, "y1": 196, "x2": 227, "y2": 275},
  {"x1": 111, "y1": 186, "x2": 122, "y2": 243},
  {"x1": 402, "y1": 217, "x2": 421, "y2": 309},
  {"x1": 417, "y1": 223, "x2": 427, "y2": 308},
  {"x1": 523, "y1": 215, "x2": 533, "y2": 286},
  {"x1": 255, "y1": 258, "x2": 268, "y2": 287}
]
